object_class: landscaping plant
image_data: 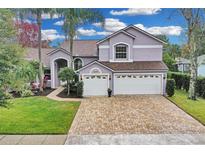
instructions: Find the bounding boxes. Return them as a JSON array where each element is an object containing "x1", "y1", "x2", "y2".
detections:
[
  {"x1": 76, "y1": 81, "x2": 84, "y2": 98},
  {"x1": 166, "y1": 79, "x2": 175, "y2": 97},
  {"x1": 58, "y1": 67, "x2": 75, "y2": 95},
  {"x1": 168, "y1": 72, "x2": 205, "y2": 98}
]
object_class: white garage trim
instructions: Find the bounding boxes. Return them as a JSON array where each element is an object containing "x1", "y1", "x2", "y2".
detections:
[{"x1": 113, "y1": 72, "x2": 164, "y2": 95}]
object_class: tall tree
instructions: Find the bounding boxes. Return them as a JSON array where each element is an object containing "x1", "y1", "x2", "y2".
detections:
[
  {"x1": 0, "y1": 9, "x2": 24, "y2": 94},
  {"x1": 57, "y1": 9, "x2": 104, "y2": 64},
  {"x1": 14, "y1": 9, "x2": 56, "y2": 92},
  {"x1": 179, "y1": 9, "x2": 205, "y2": 100}
]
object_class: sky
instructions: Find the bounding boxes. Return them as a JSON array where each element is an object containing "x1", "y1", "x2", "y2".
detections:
[{"x1": 28, "y1": 8, "x2": 188, "y2": 47}]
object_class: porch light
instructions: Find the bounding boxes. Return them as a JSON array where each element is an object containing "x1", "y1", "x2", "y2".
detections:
[{"x1": 109, "y1": 75, "x2": 111, "y2": 80}]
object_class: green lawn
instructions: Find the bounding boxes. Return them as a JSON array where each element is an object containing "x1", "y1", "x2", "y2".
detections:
[
  {"x1": 0, "y1": 97, "x2": 80, "y2": 134},
  {"x1": 168, "y1": 90, "x2": 205, "y2": 125}
]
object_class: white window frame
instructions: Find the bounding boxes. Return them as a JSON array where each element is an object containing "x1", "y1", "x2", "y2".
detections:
[
  {"x1": 111, "y1": 42, "x2": 132, "y2": 62},
  {"x1": 115, "y1": 44, "x2": 128, "y2": 60}
]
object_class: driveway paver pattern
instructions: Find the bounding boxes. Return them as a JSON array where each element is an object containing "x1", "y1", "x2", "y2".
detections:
[{"x1": 69, "y1": 95, "x2": 205, "y2": 135}]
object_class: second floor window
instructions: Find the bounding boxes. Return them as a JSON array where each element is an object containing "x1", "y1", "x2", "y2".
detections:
[{"x1": 115, "y1": 44, "x2": 128, "y2": 59}]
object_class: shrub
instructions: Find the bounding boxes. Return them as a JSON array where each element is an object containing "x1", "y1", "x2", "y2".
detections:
[
  {"x1": 4, "y1": 92, "x2": 13, "y2": 99},
  {"x1": 183, "y1": 74, "x2": 190, "y2": 92},
  {"x1": 196, "y1": 77, "x2": 205, "y2": 98},
  {"x1": 20, "y1": 89, "x2": 34, "y2": 97},
  {"x1": 168, "y1": 72, "x2": 190, "y2": 90},
  {"x1": 76, "y1": 81, "x2": 83, "y2": 98},
  {"x1": 0, "y1": 90, "x2": 7, "y2": 106},
  {"x1": 69, "y1": 81, "x2": 77, "y2": 94},
  {"x1": 168, "y1": 71, "x2": 205, "y2": 98},
  {"x1": 166, "y1": 79, "x2": 175, "y2": 97}
]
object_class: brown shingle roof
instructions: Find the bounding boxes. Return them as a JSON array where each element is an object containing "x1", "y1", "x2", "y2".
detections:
[
  {"x1": 99, "y1": 61, "x2": 168, "y2": 71},
  {"x1": 24, "y1": 48, "x2": 54, "y2": 67},
  {"x1": 60, "y1": 40, "x2": 98, "y2": 57}
]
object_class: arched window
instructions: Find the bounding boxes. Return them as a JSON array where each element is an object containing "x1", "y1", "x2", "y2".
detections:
[
  {"x1": 115, "y1": 44, "x2": 128, "y2": 59},
  {"x1": 74, "y1": 58, "x2": 83, "y2": 70}
]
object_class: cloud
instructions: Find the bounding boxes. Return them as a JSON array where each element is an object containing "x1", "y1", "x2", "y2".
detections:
[
  {"x1": 54, "y1": 20, "x2": 64, "y2": 26},
  {"x1": 77, "y1": 28, "x2": 111, "y2": 36},
  {"x1": 110, "y1": 8, "x2": 161, "y2": 16},
  {"x1": 42, "y1": 14, "x2": 59, "y2": 19},
  {"x1": 135, "y1": 24, "x2": 183, "y2": 36},
  {"x1": 41, "y1": 29, "x2": 65, "y2": 41},
  {"x1": 93, "y1": 18, "x2": 126, "y2": 32}
]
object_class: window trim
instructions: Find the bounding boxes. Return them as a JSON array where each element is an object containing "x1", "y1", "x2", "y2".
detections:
[
  {"x1": 115, "y1": 44, "x2": 128, "y2": 60},
  {"x1": 73, "y1": 58, "x2": 84, "y2": 71},
  {"x1": 111, "y1": 42, "x2": 132, "y2": 62}
]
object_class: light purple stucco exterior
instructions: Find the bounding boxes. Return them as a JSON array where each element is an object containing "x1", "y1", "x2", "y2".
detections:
[{"x1": 47, "y1": 25, "x2": 168, "y2": 95}]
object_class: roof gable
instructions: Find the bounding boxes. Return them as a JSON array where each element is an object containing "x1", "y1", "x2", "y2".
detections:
[
  {"x1": 97, "y1": 30, "x2": 136, "y2": 45},
  {"x1": 77, "y1": 60, "x2": 114, "y2": 72},
  {"x1": 47, "y1": 47, "x2": 71, "y2": 56},
  {"x1": 97, "y1": 25, "x2": 166, "y2": 45},
  {"x1": 124, "y1": 25, "x2": 167, "y2": 44}
]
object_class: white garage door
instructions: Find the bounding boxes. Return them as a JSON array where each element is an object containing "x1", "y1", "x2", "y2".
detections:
[
  {"x1": 82, "y1": 74, "x2": 109, "y2": 96},
  {"x1": 114, "y1": 74, "x2": 162, "y2": 95}
]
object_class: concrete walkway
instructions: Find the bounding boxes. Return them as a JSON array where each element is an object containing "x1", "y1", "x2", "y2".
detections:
[
  {"x1": 46, "y1": 86, "x2": 82, "y2": 102},
  {"x1": 65, "y1": 134, "x2": 205, "y2": 145},
  {"x1": 0, "y1": 135, "x2": 67, "y2": 145}
]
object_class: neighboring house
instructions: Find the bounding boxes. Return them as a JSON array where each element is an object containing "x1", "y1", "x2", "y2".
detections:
[
  {"x1": 175, "y1": 57, "x2": 190, "y2": 73},
  {"x1": 25, "y1": 25, "x2": 168, "y2": 96},
  {"x1": 175, "y1": 55, "x2": 205, "y2": 77}
]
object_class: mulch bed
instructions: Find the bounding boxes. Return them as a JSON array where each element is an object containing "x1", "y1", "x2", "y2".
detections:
[
  {"x1": 40, "y1": 88, "x2": 55, "y2": 96},
  {"x1": 11, "y1": 88, "x2": 54, "y2": 98},
  {"x1": 57, "y1": 89, "x2": 80, "y2": 98}
]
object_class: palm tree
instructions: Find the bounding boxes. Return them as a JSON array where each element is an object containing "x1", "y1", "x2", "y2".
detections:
[
  {"x1": 57, "y1": 9, "x2": 104, "y2": 64},
  {"x1": 14, "y1": 9, "x2": 56, "y2": 92}
]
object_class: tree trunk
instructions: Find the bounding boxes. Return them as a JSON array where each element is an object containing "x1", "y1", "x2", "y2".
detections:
[
  {"x1": 188, "y1": 32, "x2": 197, "y2": 100},
  {"x1": 69, "y1": 36, "x2": 74, "y2": 67},
  {"x1": 67, "y1": 80, "x2": 70, "y2": 96},
  {"x1": 37, "y1": 12, "x2": 44, "y2": 92}
]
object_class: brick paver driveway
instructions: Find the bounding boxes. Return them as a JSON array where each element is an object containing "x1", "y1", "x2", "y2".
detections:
[{"x1": 69, "y1": 95, "x2": 205, "y2": 135}]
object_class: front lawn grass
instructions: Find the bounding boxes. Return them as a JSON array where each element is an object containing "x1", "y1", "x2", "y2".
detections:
[
  {"x1": 168, "y1": 90, "x2": 205, "y2": 125},
  {"x1": 0, "y1": 96, "x2": 80, "y2": 134}
]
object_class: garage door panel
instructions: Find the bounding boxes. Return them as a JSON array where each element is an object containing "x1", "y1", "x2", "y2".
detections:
[
  {"x1": 83, "y1": 75, "x2": 108, "y2": 96},
  {"x1": 114, "y1": 74, "x2": 162, "y2": 94}
]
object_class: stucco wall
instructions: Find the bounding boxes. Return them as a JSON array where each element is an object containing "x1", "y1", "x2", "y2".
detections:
[
  {"x1": 133, "y1": 48, "x2": 162, "y2": 61},
  {"x1": 98, "y1": 27, "x2": 163, "y2": 62},
  {"x1": 99, "y1": 48, "x2": 110, "y2": 61},
  {"x1": 125, "y1": 27, "x2": 163, "y2": 45}
]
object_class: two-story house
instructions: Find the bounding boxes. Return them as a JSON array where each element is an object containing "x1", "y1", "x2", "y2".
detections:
[{"x1": 25, "y1": 25, "x2": 168, "y2": 96}]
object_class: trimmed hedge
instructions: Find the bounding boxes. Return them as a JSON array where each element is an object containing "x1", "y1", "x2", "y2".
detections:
[
  {"x1": 76, "y1": 81, "x2": 84, "y2": 98},
  {"x1": 168, "y1": 72, "x2": 205, "y2": 98},
  {"x1": 166, "y1": 79, "x2": 175, "y2": 97}
]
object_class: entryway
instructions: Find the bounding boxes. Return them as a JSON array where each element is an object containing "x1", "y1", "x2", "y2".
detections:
[{"x1": 52, "y1": 58, "x2": 69, "y2": 88}]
